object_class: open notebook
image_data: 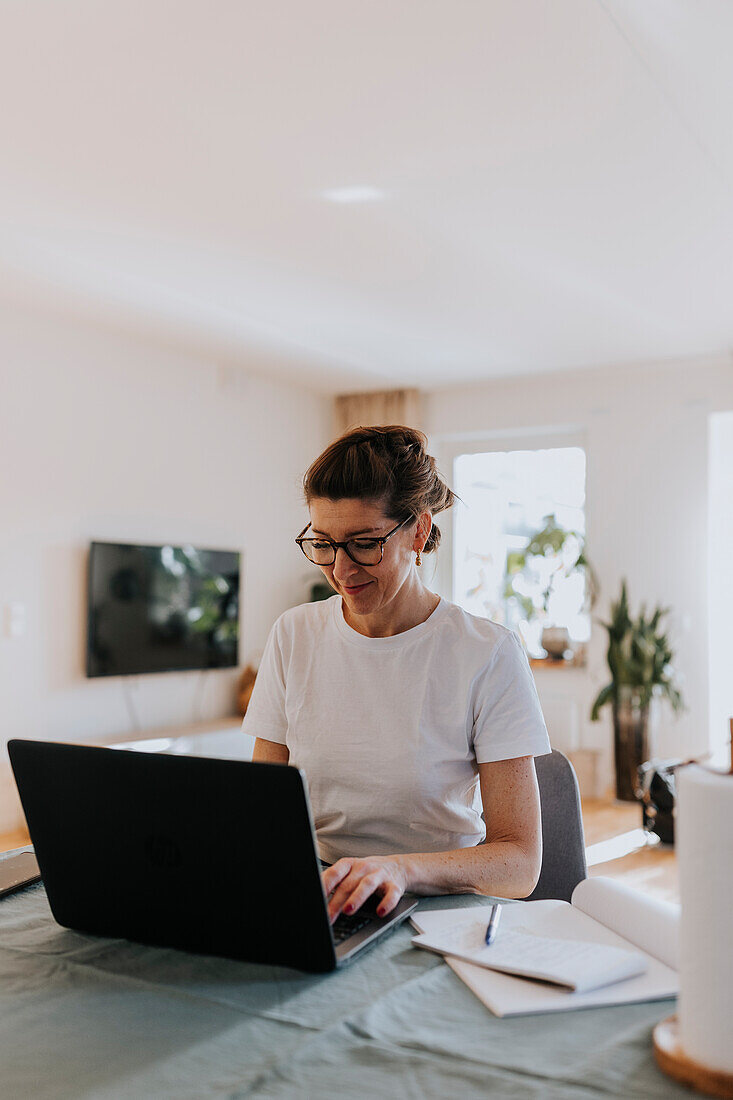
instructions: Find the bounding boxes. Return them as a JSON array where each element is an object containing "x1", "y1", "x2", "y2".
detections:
[{"x1": 410, "y1": 876, "x2": 679, "y2": 1017}]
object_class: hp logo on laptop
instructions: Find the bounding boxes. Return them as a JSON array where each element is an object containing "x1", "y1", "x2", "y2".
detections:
[{"x1": 143, "y1": 835, "x2": 182, "y2": 869}]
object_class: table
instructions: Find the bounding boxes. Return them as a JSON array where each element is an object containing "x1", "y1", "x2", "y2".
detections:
[{"x1": 0, "y1": 850, "x2": 686, "y2": 1100}]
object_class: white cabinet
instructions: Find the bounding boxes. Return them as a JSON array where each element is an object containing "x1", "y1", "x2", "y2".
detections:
[{"x1": 109, "y1": 716, "x2": 255, "y2": 762}]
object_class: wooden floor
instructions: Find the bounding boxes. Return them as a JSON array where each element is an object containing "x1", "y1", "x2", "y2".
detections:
[
  {"x1": 0, "y1": 800, "x2": 679, "y2": 903},
  {"x1": 582, "y1": 799, "x2": 678, "y2": 904},
  {"x1": 0, "y1": 828, "x2": 32, "y2": 854}
]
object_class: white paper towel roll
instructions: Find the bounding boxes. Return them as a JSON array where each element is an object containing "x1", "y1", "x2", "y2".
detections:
[{"x1": 677, "y1": 764, "x2": 733, "y2": 1074}]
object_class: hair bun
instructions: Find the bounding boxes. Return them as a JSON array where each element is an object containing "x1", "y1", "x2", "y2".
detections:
[{"x1": 303, "y1": 424, "x2": 456, "y2": 556}]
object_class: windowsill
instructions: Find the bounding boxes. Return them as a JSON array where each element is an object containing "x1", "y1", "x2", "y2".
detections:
[{"x1": 529, "y1": 656, "x2": 587, "y2": 670}]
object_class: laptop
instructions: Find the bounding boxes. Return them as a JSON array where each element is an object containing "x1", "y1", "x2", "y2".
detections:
[{"x1": 8, "y1": 739, "x2": 418, "y2": 972}]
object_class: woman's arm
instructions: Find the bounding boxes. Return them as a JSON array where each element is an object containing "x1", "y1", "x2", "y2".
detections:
[
  {"x1": 322, "y1": 756, "x2": 542, "y2": 921},
  {"x1": 400, "y1": 755, "x2": 542, "y2": 898},
  {"x1": 252, "y1": 737, "x2": 290, "y2": 764}
]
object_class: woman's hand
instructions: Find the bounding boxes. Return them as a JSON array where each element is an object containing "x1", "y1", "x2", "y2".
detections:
[{"x1": 321, "y1": 856, "x2": 409, "y2": 923}]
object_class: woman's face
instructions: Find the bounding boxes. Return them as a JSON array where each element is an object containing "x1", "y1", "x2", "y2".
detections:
[{"x1": 307, "y1": 497, "x2": 425, "y2": 618}]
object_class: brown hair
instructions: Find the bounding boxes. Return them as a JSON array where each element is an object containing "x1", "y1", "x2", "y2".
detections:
[{"x1": 303, "y1": 425, "x2": 456, "y2": 553}]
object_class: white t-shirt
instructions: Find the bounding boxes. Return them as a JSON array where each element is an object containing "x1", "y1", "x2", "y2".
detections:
[{"x1": 241, "y1": 595, "x2": 551, "y2": 864}]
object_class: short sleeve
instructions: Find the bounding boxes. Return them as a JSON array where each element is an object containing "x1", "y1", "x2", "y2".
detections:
[
  {"x1": 240, "y1": 619, "x2": 288, "y2": 745},
  {"x1": 472, "y1": 631, "x2": 552, "y2": 764}
]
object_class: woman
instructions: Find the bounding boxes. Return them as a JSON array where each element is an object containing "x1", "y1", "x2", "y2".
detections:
[{"x1": 242, "y1": 425, "x2": 551, "y2": 925}]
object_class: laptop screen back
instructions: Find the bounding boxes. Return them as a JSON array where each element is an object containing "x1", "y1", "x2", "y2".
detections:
[{"x1": 9, "y1": 740, "x2": 337, "y2": 972}]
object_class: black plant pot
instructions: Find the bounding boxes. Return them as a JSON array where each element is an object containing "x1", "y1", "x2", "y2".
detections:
[{"x1": 612, "y1": 687, "x2": 649, "y2": 802}]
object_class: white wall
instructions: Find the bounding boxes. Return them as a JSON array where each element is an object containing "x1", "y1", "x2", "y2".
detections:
[
  {"x1": 708, "y1": 411, "x2": 733, "y2": 767},
  {"x1": 0, "y1": 303, "x2": 331, "y2": 831},
  {"x1": 425, "y1": 356, "x2": 733, "y2": 791}
]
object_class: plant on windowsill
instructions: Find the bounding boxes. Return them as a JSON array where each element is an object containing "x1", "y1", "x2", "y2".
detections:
[
  {"x1": 503, "y1": 514, "x2": 598, "y2": 661},
  {"x1": 590, "y1": 580, "x2": 685, "y2": 802}
]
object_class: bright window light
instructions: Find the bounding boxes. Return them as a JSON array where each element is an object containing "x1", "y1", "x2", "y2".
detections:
[{"x1": 452, "y1": 446, "x2": 589, "y2": 657}]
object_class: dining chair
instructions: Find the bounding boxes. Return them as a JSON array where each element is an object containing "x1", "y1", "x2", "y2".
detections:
[{"x1": 526, "y1": 748, "x2": 588, "y2": 903}]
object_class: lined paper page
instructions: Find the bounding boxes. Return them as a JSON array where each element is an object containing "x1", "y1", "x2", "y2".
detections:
[{"x1": 413, "y1": 922, "x2": 647, "y2": 992}]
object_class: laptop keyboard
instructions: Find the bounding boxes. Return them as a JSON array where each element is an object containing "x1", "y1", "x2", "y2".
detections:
[{"x1": 331, "y1": 910, "x2": 376, "y2": 943}]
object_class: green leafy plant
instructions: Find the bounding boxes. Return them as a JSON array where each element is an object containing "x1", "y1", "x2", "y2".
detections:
[
  {"x1": 590, "y1": 580, "x2": 685, "y2": 720},
  {"x1": 503, "y1": 514, "x2": 598, "y2": 624}
]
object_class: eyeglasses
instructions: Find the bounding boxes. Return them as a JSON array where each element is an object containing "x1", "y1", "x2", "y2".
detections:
[{"x1": 295, "y1": 518, "x2": 411, "y2": 566}]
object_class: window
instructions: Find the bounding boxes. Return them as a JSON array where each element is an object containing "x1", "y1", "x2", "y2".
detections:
[{"x1": 451, "y1": 445, "x2": 589, "y2": 658}]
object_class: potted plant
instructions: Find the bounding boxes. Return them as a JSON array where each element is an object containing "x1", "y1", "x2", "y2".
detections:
[
  {"x1": 590, "y1": 580, "x2": 685, "y2": 801},
  {"x1": 503, "y1": 514, "x2": 598, "y2": 659}
]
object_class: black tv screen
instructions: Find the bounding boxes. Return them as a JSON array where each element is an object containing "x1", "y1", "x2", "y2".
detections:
[{"x1": 86, "y1": 541, "x2": 240, "y2": 677}]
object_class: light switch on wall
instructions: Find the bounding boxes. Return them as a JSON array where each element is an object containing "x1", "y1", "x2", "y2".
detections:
[{"x1": 4, "y1": 603, "x2": 26, "y2": 639}]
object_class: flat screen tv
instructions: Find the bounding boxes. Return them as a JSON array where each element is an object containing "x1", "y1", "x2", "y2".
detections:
[{"x1": 86, "y1": 541, "x2": 240, "y2": 678}]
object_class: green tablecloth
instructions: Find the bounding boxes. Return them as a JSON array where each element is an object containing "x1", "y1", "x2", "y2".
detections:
[{"x1": 0, "y1": 852, "x2": 685, "y2": 1099}]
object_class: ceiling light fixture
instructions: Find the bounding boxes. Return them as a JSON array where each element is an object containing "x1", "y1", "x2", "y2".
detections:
[{"x1": 321, "y1": 186, "x2": 387, "y2": 204}]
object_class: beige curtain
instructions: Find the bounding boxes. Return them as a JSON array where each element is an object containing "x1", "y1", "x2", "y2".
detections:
[{"x1": 333, "y1": 388, "x2": 423, "y2": 437}]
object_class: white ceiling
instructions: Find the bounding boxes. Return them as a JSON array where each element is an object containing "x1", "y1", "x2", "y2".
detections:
[{"x1": 2, "y1": 0, "x2": 733, "y2": 391}]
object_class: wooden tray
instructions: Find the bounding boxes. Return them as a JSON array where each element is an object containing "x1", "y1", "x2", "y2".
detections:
[{"x1": 653, "y1": 1016, "x2": 733, "y2": 1099}]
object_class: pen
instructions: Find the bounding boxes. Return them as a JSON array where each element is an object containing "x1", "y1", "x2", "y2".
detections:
[{"x1": 485, "y1": 903, "x2": 501, "y2": 946}]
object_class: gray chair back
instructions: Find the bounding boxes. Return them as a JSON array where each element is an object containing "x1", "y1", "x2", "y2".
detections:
[{"x1": 526, "y1": 749, "x2": 588, "y2": 903}]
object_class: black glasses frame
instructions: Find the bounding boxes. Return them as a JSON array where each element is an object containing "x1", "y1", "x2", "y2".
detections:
[{"x1": 295, "y1": 517, "x2": 412, "y2": 566}]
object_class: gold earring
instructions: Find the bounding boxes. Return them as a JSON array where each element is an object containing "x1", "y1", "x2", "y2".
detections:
[{"x1": 415, "y1": 548, "x2": 422, "y2": 567}]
